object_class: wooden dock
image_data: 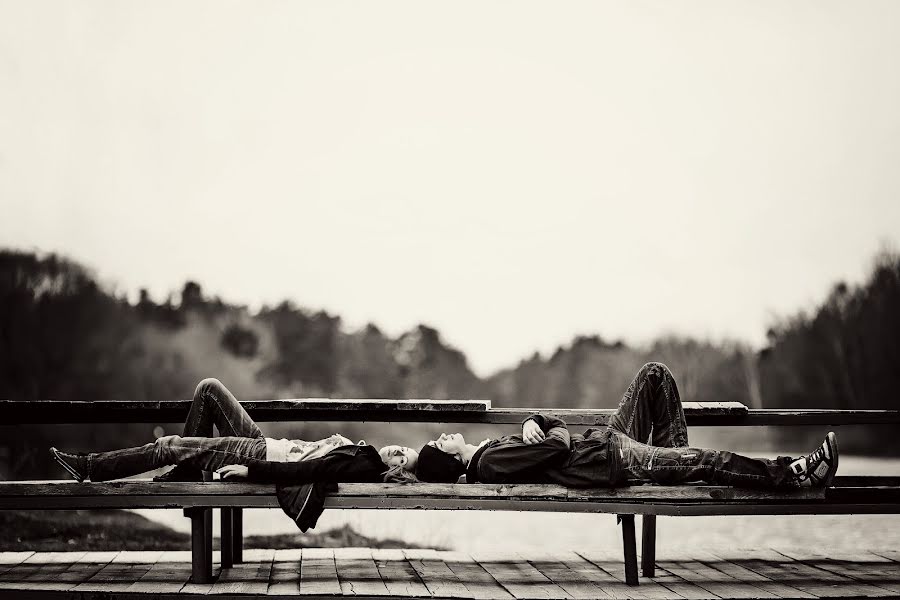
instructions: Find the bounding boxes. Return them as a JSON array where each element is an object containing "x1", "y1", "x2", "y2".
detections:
[{"x1": 1, "y1": 548, "x2": 899, "y2": 599}]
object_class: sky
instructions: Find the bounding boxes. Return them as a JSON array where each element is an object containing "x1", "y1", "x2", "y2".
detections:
[{"x1": 1, "y1": 1, "x2": 899, "y2": 376}]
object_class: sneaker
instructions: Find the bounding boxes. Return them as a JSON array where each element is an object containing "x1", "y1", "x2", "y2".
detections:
[
  {"x1": 50, "y1": 447, "x2": 88, "y2": 483},
  {"x1": 790, "y1": 432, "x2": 839, "y2": 487}
]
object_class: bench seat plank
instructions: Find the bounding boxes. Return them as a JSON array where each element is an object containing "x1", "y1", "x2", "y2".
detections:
[{"x1": 0, "y1": 480, "x2": 826, "y2": 500}]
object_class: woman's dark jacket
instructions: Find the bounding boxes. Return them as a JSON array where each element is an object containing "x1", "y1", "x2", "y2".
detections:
[
  {"x1": 245, "y1": 444, "x2": 385, "y2": 531},
  {"x1": 466, "y1": 414, "x2": 623, "y2": 487}
]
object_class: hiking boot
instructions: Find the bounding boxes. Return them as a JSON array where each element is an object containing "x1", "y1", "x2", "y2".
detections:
[
  {"x1": 50, "y1": 447, "x2": 89, "y2": 482},
  {"x1": 789, "y1": 432, "x2": 839, "y2": 487},
  {"x1": 153, "y1": 466, "x2": 204, "y2": 483}
]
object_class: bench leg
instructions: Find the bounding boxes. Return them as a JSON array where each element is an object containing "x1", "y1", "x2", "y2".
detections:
[
  {"x1": 641, "y1": 515, "x2": 656, "y2": 578},
  {"x1": 619, "y1": 514, "x2": 639, "y2": 586},
  {"x1": 185, "y1": 507, "x2": 213, "y2": 584},
  {"x1": 221, "y1": 508, "x2": 233, "y2": 569},
  {"x1": 233, "y1": 508, "x2": 243, "y2": 563}
]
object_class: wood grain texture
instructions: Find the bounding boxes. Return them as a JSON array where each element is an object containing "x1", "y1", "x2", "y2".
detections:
[
  {"x1": 710, "y1": 548, "x2": 895, "y2": 598},
  {"x1": 372, "y1": 549, "x2": 431, "y2": 598},
  {"x1": 687, "y1": 550, "x2": 817, "y2": 599},
  {"x1": 0, "y1": 549, "x2": 898, "y2": 599},
  {"x1": 299, "y1": 547, "x2": 342, "y2": 596},
  {"x1": 267, "y1": 548, "x2": 303, "y2": 596},
  {"x1": 471, "y1": 551, "x2": 572, "y2": 600},
  {"x1": 0, "y1": 479, "x2": 827, "y2": 501},
  {"x1": 333, "y1": 547, "x2": 390, "y2": 596},
  {"x1": 405, "y1": 548, "x2": 472, "y2": 598},
  {"x1": 576, "y1": 549, "x2": 686, "y2": 600},
  {"x1": 124, "y1": 550, "x2": 192, "y2": 594},
  {"x1": 773, "y1": 548, "x2": 900, "y2": 595}
]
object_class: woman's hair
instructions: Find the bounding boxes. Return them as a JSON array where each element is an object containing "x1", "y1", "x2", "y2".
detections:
[{"x1": 381, "y1": 464, "x2": 420, "y2": 483}]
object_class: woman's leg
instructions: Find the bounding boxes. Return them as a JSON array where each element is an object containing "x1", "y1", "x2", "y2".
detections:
[
  {"x1": 87, "y1": 435, "x2": 267, "y2": 482},
  {"x1": 156, "y1": 378, "x2": 264, "y2": 481},
  {"x1": 608, "y1": 362, "x2": 688, "y2": 448},
  {"x1": 182, "y1": 378, "x2": 264, "y2": 439}
]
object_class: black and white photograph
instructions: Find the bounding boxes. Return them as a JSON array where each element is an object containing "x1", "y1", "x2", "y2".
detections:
[{"x1": 1, "y1": 1, "x2": 899, "y2": 598}]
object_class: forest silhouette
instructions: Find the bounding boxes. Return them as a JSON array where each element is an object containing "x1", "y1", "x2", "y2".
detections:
[{"x1": 1, "y1": 248, "x2": 898, "y2": 478}]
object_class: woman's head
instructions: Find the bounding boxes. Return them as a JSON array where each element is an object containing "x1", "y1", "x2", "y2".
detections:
[
  {"x1": 415, "y1": 432, "x2": 468, "y2": 483},
  {"x1": 378, "y1": 445, "x2": 419, "y2": 470}
]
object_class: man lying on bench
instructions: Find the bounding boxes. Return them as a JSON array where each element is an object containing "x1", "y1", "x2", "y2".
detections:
[{"x1": 410, "y1": 362, "x2": 839, "y2": 490}]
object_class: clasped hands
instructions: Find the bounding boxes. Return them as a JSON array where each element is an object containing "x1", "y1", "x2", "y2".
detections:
[{"x1": 522, "y1": 419, "x2": 546, "y2": 445}]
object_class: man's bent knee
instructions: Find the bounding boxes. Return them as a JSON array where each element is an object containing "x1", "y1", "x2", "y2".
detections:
[{"x1": 639, "y1": 362, "x2": 672, "y2": 379}]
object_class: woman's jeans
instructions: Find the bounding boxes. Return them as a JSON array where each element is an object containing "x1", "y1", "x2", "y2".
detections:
[
  {"x1": 88, "y1": 378, "x2": 267, "y2": 482},
  {"x1": 609, "y1": 363, "x2": 798, "y2": 490}
]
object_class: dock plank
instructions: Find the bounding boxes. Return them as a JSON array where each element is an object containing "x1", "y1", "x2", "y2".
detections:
[
  {"x1": 300, "y1": 547, "x2": 342, "y2": 596},
  {"x1": 711, "y1": 548, "x2": 894, "y2": 598},
  {"x1": 774, "y1": 548, "x2": 900, "y2": 595},
  {"x1": 690, "y1": 550, "x2": 817, "y2": 599},
  {"x1": 125, "y1": 550, "x2": 193, "y2": 594},
  {"x1": 210, "y1": 548, "x2": 274, "y2": 595},
  {"x1": 334, "y1": 547, "x2": 390, "y2": 596},
  {"x1": 372, "y1": 548, "x2": 430, "y2": 598},
  {"x1": 268, "y1": 548, "x2": 303, "y2": 595},
  {"x1": 405, "y1": 548, "x2": 473, "y2": 598},
  {"x1": 73, "y1": 551, "x2": 158, "y2": 593},
  {"x1": 440, "y1": 551, "x2": 514, "y2": 600},
  {"x1": 0, "y1": 548, "x2": 898, "y2": 599},
  {"x1": 525, "y1": 551, "x2": 616, "y2": 600},
  {"x1": 0, "y1": 551, "x2": 88, "y2": 591},
  {"x1": 577, "y1": 549, "x2": 687, "y2": 600},
  {"x1": 472, "y1": 551, "x2": 571, "y2": 600}
]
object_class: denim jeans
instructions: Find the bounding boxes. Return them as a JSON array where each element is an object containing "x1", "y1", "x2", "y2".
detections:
[
  {"x1": 609, "y1": 363, "x2": 798, "y2": 490},
  {"x1": 88, "y1": 378, "x2": 267, "y2": 482}
]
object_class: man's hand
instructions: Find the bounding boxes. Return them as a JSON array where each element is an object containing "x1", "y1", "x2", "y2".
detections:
[
  {"x1": 216, "y1": 464, "x2": 249, "y2": 480},
  {"x1": 522, "y1": 419, "x2": 546, "y2": 445}
]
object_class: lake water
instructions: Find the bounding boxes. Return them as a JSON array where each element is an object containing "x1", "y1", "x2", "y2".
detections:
[{"x1": 132, "y1": 455, "x2": 900, "y2": 553}]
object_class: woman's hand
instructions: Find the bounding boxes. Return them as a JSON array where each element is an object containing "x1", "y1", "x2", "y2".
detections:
[
  {"x1": 522, "y1": 419, "x2": 546, "y2": 445},
  {"x1": 216, "y1": 464, "x2": 249, "y2": 480}
]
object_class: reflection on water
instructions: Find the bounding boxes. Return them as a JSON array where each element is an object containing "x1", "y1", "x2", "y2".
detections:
[{"x1": 131, "y1": 456, "x2": 900, "y2": 552}]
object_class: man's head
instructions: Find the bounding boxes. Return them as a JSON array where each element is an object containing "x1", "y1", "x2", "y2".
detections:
[
  {"x1": 415, "y1": 433, "x2": 468, "y2": 483},
  {"x1": 378, "y1": 445, "x2": 419, "y2": 470}
]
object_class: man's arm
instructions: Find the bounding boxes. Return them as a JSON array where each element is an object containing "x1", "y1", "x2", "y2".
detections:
[{"x1": 477, "y1": 415, "x2": 571, "y2": 483}]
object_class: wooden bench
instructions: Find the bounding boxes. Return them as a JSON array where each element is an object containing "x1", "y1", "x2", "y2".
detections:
[{"x1": 3, "y1": 399, "x2": 900, "y2": 586}]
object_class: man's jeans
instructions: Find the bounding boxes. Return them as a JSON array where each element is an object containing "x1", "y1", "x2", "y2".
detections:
[
  {"x1": 88, "y1": 378, "x2": 267, "y2": 482},
  {"x1": 609, "y1": 363, "x2": 798, "y2": 490}
]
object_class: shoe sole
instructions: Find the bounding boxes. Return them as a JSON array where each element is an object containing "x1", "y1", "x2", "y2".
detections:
[
  {"x1": 50, "y1": 447, "x2": 85, "y2": 483},
  {"x1": 824, "y1": 431, "x2": 839, "y2": 487}
]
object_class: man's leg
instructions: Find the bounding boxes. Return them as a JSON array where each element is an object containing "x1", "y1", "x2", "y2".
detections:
[
  {"x1": 609, "y1": 362, "x2": 688, "y2": 448},
  {"x1": 88, "y1": 435, "x2": 267, "y2": 482},
  {"x1": 613, "y1": 431, "x2": 800, "y2": 490}
]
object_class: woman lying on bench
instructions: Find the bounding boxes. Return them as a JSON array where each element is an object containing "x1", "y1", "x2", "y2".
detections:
[
  {"x1": 412, "y1": 362, "x2": 839, "y2": 489},
  {"x1": 50, "y1": 378, "x2": 420, "y2": 484}
]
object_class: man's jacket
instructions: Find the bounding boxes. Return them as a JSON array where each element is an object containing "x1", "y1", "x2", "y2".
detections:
[
  {"x1": 246, "y1": 444, "x2": 385, "y2": 532},
  {"x1": 466, "y1": 414, "x2": 622, "y2": 487}
]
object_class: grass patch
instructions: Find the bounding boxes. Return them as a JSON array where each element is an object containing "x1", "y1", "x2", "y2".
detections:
[{"x1": 0, "y1": 510, "x2": 438, "y2": 551}]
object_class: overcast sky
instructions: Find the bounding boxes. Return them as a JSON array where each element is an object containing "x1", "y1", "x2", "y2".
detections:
[{"x1": 1, "y1": 1, "x2": 899, "y2": 376}]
